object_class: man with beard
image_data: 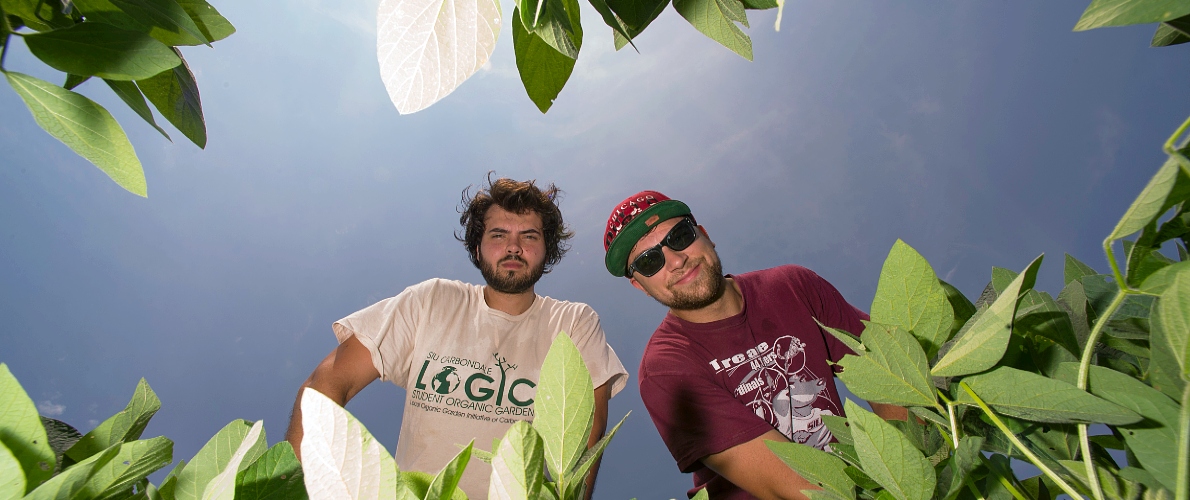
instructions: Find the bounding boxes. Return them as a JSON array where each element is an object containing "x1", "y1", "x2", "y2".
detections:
[
  {"x1": 602, "y1": 191, "x2": 904, "y2": 500},
  {"x1": 287, "y1": 178, "x2": 628, "y2": 499}
]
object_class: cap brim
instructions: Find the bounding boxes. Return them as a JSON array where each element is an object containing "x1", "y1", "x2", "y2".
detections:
[{"x1": 605, "y1": 200, "x2": 691, "y2": 277}]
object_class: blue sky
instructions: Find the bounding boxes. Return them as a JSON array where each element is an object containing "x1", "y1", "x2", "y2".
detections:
[{"x1": 2, "y1": 1, "x2": 1188, "y2": 498}]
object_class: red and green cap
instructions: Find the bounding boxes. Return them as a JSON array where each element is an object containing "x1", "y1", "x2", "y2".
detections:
[{"x1": 603, "y1": 190, "x2": 691, "y2": 277}]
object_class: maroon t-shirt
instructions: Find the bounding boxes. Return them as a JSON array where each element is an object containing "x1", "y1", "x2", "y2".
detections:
[{"x1": 639, "y1": 265, "x2": 867, "y2": 499}]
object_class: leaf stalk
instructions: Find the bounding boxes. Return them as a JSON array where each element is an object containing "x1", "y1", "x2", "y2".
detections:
[
  {"x1": 959, "y1": 382, "x2": 1084, "y2": 500},
  {"x1": 1177, "y1": 382, "x2": 1189, "y2": 500},
  {"x1": 938, "y1": 390, "x2": 960, "y2": 449},
  {"x1": 1164, "y1": 115, "x2": 1190, "y2": 156},
  {"x1": 1075, "y1": 288, "x2": 1126, "y2": 500}
]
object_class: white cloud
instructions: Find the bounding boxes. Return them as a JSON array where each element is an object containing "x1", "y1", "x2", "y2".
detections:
[{"x1": 38, "y1": 401, "x2": 65, "y2": 416}]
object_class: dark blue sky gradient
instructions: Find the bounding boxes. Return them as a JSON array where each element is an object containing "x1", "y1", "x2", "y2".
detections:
[{"x1": 2, "y1": 1, "x2": 1188, "y2": 498}]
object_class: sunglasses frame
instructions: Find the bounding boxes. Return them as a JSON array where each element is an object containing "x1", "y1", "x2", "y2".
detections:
[{"x1": 626, "y1": 217, "x2": 699, "y2": 278}]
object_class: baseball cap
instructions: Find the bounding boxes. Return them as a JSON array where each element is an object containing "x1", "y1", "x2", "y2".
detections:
[{"x1": 603, "y1": 191, "x2": 692, "y2": 277}]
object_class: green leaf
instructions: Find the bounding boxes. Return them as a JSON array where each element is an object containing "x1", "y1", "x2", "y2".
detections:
[
  {"x1": 534, "y1": 332, "x2": 594, "y2": 480},
  {"x1": 513, "y1": 7, "x2": 577, "y2": 113},
  {"x1": 1056, "y1": 363, "x2": 1180, "y2": 490},
  {"x1": 24, "y1": 444, "x2": 121, "y2": 500},
  {"x1": 871, "y1": 241, "x2": 955, "y2": 359},
  {"x1": 137, "y1": 52, "x2": 206, "y2": 148},
  {"x1": 567, "y1": 411, "x2": 628, "y2": 486},
  {"x1": 822, "y1": 415, "x2": 852, "y2": 446},
  {"x1": 67, "y1": 379, "x2": 161, "y2": 462},
  {"x1": 74, "y1": 0, "x2": 210, "y2": 46},
  {"x1": 1075, "y1": 0, "x2": 1190, "y2": 30},
  {"x1": 1148, "y1": 299, "x2": 1187, "y2": 399},
  {"x1": 846, "y1": 400, "x2": 935, "y2": 500},
  {"x1": 939, "y1": 279, "x2": 976, "y2": 340},
  {"x1": 766, "y1": 441, "x2": 856, "y2": 499},
  {"x1": 1127, "y1": 244, "x2": 1174, "y2": 287},
  {"x1": 604, "y1": 0, "x2": 668, "y2": 40},
  {"x1": 937, "y1": 436, "x2": 983, "y2": 500},
  {"x1": 932, "y1": 255, "x2": 1043, "y2": 377},
  {"x1": 584, "y1": 0, "x2": 633, "y2": 45},
  {"x1": 105, "y1": 79, "x2": 171, "y2": 140},
  {"x1": 81, "y1": 436, "x2": 173, "y2": 500},
  {"x1": 1013, "y1": 291, "x2": 1080, "y2": 356},
  {"x1": 672, "y1": 0, "x2": 752, "y2": 60},
  {"x1": 1156, "y1": 265, "x2": 1190, "y2": 375},
  {"x1": 990, "y1": 267, "x2": 1018, "y2": 295},
  {"x1": 956, "y1": 366, "x2": 1141, "y2": 424},
  {"x1": 0, "y1": 363, "x2": 54, "y2": 492},
  {"x1": 739, "y1": 0, "x2": 776, "y2": 9},
  {"x1": 39, "y1": 417, "x2": 80, "y2": 475},
  {"x1": 518, "y1": 0, "x2": 578, "y2": 59},
  {"x1": 425, "y1": 442, "x2": 472, "y2": 500},
  {"x1": 234, "y1": 442, "x2": 307, "y2": 500},
  {"x1": 1152, "y1": 19, "x2": 1190, "y2": 46},
  {"x1": 24, "y1": 22, "x2": 181, "y2": 80},
  {"x1": 691, "y1": 488, "x2": 709, "y2": 500},
  {"x1": 65, "y1": 74, "x2": 91, "y2": 90},
  {"x1": 1108, "y1": 156, "x2": 1190, "y2": 242},
  {"x1": 4, "y1": 71, "x2": 147, "y2": 196},
  {"x1": 1063, "y1": 254, "x2": 1099, "y2": 286},
  {"x1": 0, "y1": 441, "x2": 26, "y2": 500},
  {"x1": 1057, "y1": 279, "x2": 1091, "y2": 349},
  {"x1": 817, "y1": 320, "x2": 866, "y2": 355},
  {"x1": 488, "y1": 421, "x2": 544, "y2": 500},
  {"x1": 0, "y1": 0, "x2": 73, "y2": 31},
  {"x1": 838, "y1": 323, "x2": 938, "y2": 408},
  {"x1": 173, "y1": 420, "x2": 265, "y2": 500},
  {"x1": 175, "y1": 0, "x2": 235, "y2": 42},
  {"x1": 201, "y1": 420, "x2": 263, "y2": 500}
]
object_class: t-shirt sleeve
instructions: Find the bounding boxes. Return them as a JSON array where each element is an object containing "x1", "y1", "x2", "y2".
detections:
[
  {"x1": 639, "y1": 349, "x2": 774, "y2": 473},
  {"x1": 569, "y1": 305, "x2": 630, "y2": 398},
  {"x1": 332, "y1": 281, "x2": 429, "y2": 386},
  {"x1": 795, "y1": 267, "x2": 868, "y2": 365}
]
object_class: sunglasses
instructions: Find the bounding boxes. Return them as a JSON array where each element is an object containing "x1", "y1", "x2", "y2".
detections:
[{"x1": 627, "y1": 217, "x2": 699, "y2": 277}]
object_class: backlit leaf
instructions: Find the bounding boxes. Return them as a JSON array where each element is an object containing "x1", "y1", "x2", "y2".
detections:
[
  {"x1": 24, "y1": 23, "x2": 181, "y2": 80},
  {"x1": 847, "y1": 400, "x2": 935, "y2": 500},
  {"x1": 766, "y1": 441, "x2": 856, "y2": 499},
  {"x1": 518, "y1": 0, "x2": 578, "y2": 58},
  {"x1": 425, "y1": 442, "x2": 472, "y2": 500},
  {"x1": 1148, "y1": 301, "x2": 1186, "y2": 399},
  {"x1": 488, "y1": 421, "x2": 544, "y2": 500},
  {"x1": 0, "y1": 363, "x2": 54, "y2": 492},
  {"x1": 567, "y1": 411, "x2": 628, "y2": 485},
  {"x1": 0, "y1": 0, "x2": 73, "y2": 31},
  {"x1": 175, "y1": 420, "x2": 265, "y2": 500},
  {"x1": 137, "y1": 51, "x2": 206, "y2": 148},
  {"x1": 1152, "y1": 18, "x2": 1190, "y2": 46},
  {"x1": 821, "y1": 415, "x2": 852, "y2": 447},
  {"x1": 24, "y1": 445, "x2": 121, "y2": 500},
  {"x1": 871, "y1": 240, "x2": 955, "y2": 359},
  {"x1": 817, "y1": 320, "x2": 866, "y2": 355},
  {"x1": 376, "y1": 0, "x2": 501, "y2": 114},
  {"x1": 837, "y1": 323, "x2": 937, "y2": 408},
  {"x1": 956, "y1": 366, "x2": 1141, "y2": 425},
  {"x1": 67, "y1": 378, "x2": 161, "y2": 461},
  {"x1": 80, "y1": 436, "x2": 172, "y2": 499},
  {"x1": 1075, "y1": 0, "x2": 1190, "y2": 31},
  {"x1": 672, "y1": 0, "x2": 752, "y2": 60},
  {"x1": 0, "y1": 441, "x2": 24, "y2": 500},
  {"x1": 535, "y1": 332, "x2": 594, "y2": 480},
  {"x1": 932, "y1": 255, "x2": 1043, "y2": 377},
  {"x1": 4, "y1": 71, "x2": 146, "y2": 196},
  {"x1": 235, "y1": 442, "x2": 308, "y2": 500},
  {"x1": 201, "y1": 420, "x2": 263, "y2": 500},
  {"x1": 299, "y1": 389, "x2": 391, "y2": 500}
]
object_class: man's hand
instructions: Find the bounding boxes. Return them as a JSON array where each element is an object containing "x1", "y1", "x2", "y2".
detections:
[
  {"x1": 285, "y1": 334, "x2": 381, "y2": 460},
  {"x1": 702, "y1": 430, "x2": 817, "y2": 500}
]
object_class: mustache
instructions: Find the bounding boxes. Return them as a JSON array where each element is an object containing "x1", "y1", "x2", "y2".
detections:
[
  {"x1": 499, "y1": 255, "x2": 528, "y2": 265},
  {"x1": 667, "y1": 258, "x2": 703, "y2": 286}
]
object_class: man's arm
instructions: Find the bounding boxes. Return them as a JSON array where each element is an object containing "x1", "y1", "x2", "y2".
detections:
[
  {"x1": 581, "y1": 383, "x2": 611, "y2": 500},
  {"x1": 702, "y1": 430, "x2": 816, "y2": 500},
  {"x1": 870, "y1": 402, "x2": 908, "y2": 421},
  {"x1": 285, "y1": 334, "x2": 381, "y2": 460}
]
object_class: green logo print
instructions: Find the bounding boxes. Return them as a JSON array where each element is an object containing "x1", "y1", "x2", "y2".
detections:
[
  {"x1": 431, "y1": 366, "x2": 461, "y2": 394},
  {"x1": 415, "y1": 352, "x2": 536, "y2": 408}
]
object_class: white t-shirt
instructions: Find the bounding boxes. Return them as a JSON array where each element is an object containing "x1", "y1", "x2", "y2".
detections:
[{"x1": 333, "y1": 278, "x2": 629, "y2": 499}]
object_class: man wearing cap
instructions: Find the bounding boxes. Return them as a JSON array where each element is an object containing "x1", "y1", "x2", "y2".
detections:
[
  {"x1": 603, "y1": 191, "x2": 904, "y2": 500},
  {"x1": 285, "y1": 178, "x2": 629, "y2": 499}
]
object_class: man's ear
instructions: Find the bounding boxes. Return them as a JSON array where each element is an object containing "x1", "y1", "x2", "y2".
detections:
[
  {"x1": 698, "y1": 225, "x2": 715, "y2": 248},
  {"x1": 629, "y1": 276, "x2": 649, "y2": 296}
]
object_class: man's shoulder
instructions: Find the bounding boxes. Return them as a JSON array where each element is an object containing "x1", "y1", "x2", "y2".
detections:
[
  {"x1": 640, "y1": 318, "x2": 701, "y2": 375},
  {"x1": 405, "y1": 277, "x2": 482, "y2": 298},
  {"x1": 736, "y1": 264, "x2": 817, "y2": 282},
  {"x1": 534, "y1": 294, "x2": 598, "y2": 319}
]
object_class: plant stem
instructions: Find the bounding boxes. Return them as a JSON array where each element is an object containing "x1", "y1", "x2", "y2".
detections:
[
  {"x1": 0, "y1": 34, "x2": 10, "y2": 72},
  {"x1": 1075, "y1": 289, "x2": 1125, "y2": 500},
  {"x1": 959, "y1": 382, "x2": 1085, "y2": 500},
  {"x1": 1164, "y1": 115, "x2": 1190, "y2": 156},
  {"x1": 1176, "y1": 383, "x2": 1189, "y2": 500},
  {"x1": 937, "y1": 390, "x2": 961, "y2": 449}
]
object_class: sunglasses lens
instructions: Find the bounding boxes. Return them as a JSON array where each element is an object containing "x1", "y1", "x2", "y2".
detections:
[
  {"x1": 668, "y1": 220, "x2": 698, "y2": 251},
  {"x1": 632, "y1": 249, "x2": 666, "y2": 277}
]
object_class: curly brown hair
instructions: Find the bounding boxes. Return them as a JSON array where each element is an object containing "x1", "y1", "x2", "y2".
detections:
[{"x1": 457, "y1": 176, "x2": 574, "y2": 273}]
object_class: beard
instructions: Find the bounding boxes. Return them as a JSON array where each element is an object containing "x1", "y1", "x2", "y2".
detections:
[
  {"x1": 658, "y1": 256, "x2": 727, "y2": 310},
  {"x1": 480, "y1": 255, "x2": 545, "y2": 294}
]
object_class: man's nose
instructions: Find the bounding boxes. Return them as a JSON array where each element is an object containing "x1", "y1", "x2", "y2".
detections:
[{"x1": 662, "y1": 245, "x2": 687, "y2": 269}]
